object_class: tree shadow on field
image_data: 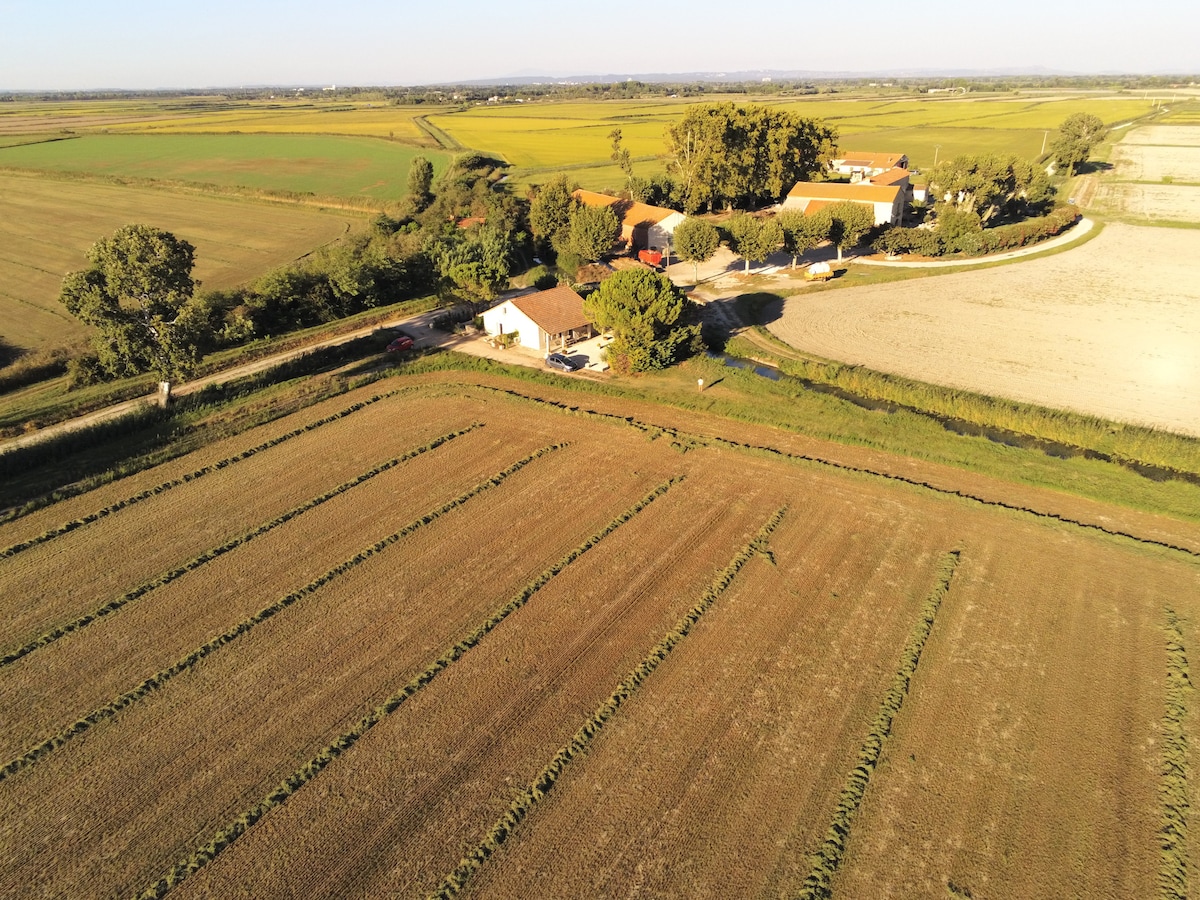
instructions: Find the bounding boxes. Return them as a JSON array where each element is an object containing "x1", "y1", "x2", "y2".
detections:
[{"x1": 1076, "y1": 160, "x2": 1114, "y2": 175}]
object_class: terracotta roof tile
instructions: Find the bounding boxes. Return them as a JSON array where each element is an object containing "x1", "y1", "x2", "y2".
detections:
[
  {"x1": 510, "y1": 285, "x2": 592, "y2": 336},
  {"x1": 787, "y1": 181, "x2": 902, "y2": 203},
  {"x1": 573, "y1": 190, "x2": 679, "y2": 227}
]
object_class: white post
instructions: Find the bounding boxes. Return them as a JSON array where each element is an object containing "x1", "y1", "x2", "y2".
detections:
[{"x1": 697, "y1": 378, "x2": 704, "y2": 392}]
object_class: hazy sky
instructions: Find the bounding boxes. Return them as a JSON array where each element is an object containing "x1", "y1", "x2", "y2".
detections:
[{"x1": 2, "y1": 0, "x2": 1197, "y2": 90}]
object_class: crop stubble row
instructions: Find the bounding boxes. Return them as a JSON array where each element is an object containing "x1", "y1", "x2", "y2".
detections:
[
  {"x1": 169, "y1": 461, "x2": 790, "y2": 899},
  {"x1": 830, "y1": 523, "x2": 1186, "y2": 900},
  {"x1": 0, "y1": 433, "x2": 682, "y2": 898},
  {"x1": 0, "y1": 392, "x2": 499, "y2": 644},
  {"x1": 461, "y1": 489, "x2": 959, "y2": 899},
  {"x1": 0, "y1": 422, "x2": 539, "y2": 762}
]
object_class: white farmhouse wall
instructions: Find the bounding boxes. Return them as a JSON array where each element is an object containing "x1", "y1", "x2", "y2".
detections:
[{"x1": 481, "y1": 301, "x2": 543, "y2": 350}]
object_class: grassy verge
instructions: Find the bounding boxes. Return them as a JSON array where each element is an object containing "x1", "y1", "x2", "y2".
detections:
[{"x1": 131, "y1": 476, "x2": 679, "y2": 899}]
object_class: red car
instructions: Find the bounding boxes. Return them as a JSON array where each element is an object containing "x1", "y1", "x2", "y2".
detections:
[{"x1": 386, "y1": 333, "x2": 414, "y2": 352}]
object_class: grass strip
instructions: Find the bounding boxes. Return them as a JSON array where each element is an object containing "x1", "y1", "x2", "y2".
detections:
[
  {"x1": 428, "y1": 505, "x2": 788, "y2": 899},
  {"x1": 474, "y1": 383, "x2": 1200, "y2": 558},
  {"x1": 799, "y1": 549, "x2": 961, "y2": 900},
  {"x1": 0, "y1": 443, "x2": 563, "y2": 786},
  {"x1": 1162, "y1": 607, "x2": 1191, "y2": 900},
  {"x1": 0, "y1": 423, "x2": 482, "y2": 669},
  {"x1": 130, "y1": 474, "x2": 681, "y2": 900},
  {"x1": 0, "y1": 385, "x2": 412, "y2": 556}
]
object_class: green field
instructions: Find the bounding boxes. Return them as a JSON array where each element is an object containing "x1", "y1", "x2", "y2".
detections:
[
  {"x1": 0, "y1": 172, "x2": 359, "y2": 351},
  {"x1": 0, "y1": 133, "x2": 450, "y2": 201}
]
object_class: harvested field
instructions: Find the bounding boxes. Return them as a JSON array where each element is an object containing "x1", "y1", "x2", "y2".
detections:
[
  {"x1": 461, "y1": 491, "x2": 960, "y2": 898},
  {"x1": 1094, "y1": 182, "x2": 1200, "y2": 222},
  {"x1": 767, "y1": 223, "x2": 1200, "y2": 436},
  {"x1": 1110, "y1": 143, "x2": 1200, "y2": 183},
  {"x1": 3, "y1": 372, "x2": 1198, "y2": 899},
  {"x1": 833, "y1": 527, "x2": 1194, "y2": 900},
  {"x1": 1120, "y1": 125, "x2": 1200, "y2": 146},
  {"x1": 0, "y1": 171, "x2": 355, "y2": 351}
]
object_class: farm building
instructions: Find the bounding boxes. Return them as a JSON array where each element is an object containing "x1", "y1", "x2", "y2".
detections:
[
  {"x1": 781, "y1": 180, "x2": 906, "y2": 227},
  {"x1": 828, "y1": 151, "x2": 909, "y2": 177},
  {"x1": 480, "y1": 285, "x2": 596, "y2": 352},
  {"x1": 573, "y1": 190, "x2": 686, "y2": 253}
]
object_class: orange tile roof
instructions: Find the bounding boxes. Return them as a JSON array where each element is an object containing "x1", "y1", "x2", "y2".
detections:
[
  {"x1": 834, "y1": 151, "x2": 906, "y2": 169},
  {"x1": 510, "y1": 285, "x2": 592, "y2": 335},
  {"x1": 787, "y1": 181, "x2": 902, "y2": 203},
  {"x1": 867, "y1": 167, "x2": 910, "y2": 186},
  {"x1": 573, "y1": 190, "x2": 679, "y2": 227}
]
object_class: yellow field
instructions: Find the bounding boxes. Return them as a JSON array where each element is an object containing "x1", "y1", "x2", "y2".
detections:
[{"x1": 0, "y1": 172, "x2": 359, "y2": 350}]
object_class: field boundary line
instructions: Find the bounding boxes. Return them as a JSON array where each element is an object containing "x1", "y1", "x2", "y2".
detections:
[
  {"x1": 1162, "y1": 606, "x2": 1191, "y2": 900},
  {"x1": 800, "y1": 549, "x2": 961, "y2": 900},
  {"x1": 0, "y1": 423, "x2": 483, "y2": 669},
  {"x1": 470, "y1": 383, "x2": 1200, "y2": 558},
  {"x1": 0, "y1": 443, "x2": 565, "y2": 786},
  {"x1": 129, "y1": 475, "x2": 683, "y2": 899},
  {"x1": 428, "y1": 505, "x2": 788, "y2": 899},
  {"x1": 0, "y1": 385, "x2": 418, "y2": 551}
]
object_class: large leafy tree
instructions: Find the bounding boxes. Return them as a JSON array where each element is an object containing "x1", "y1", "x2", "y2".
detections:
[
  {"x1": 664, "y1": 103, "x2": 836, "y2": 212},
  {"x1": 672, "y1": 217, "x2": 720, "y2": 285},
  {"x1": 529, "y1": 175, "x2": 577, "y2": 258},
  {"x1": 59, "y1": 224, "x2": 202, "y2": 381},
  {"x1": 567, "y1": 204, "x2": 619, "y2": 262},
  {"x1": 726, "y1": 214, "x2": 784, "y2": 274},
  {"x1": 827, "y1": 202, "x2": 876, "y2": 261},
  {"x1": 425, "y1": 223, "x2": 513, "y2": 311},
  {"x1": 1050, "y1": 113, "x2": 1106, "y2": 178},
  {"x1": 779, "y1": 209, "x2": 832, "y2": 268},
  {"x1": 407, "y1": 156, "x2": 434, "y2": 211},
  {"x1": 928, "y1": 154, "x2": 1053, "y2": 224},
  {"x1": 583, "y1": 268, "x2": 701, "y2": 374}
]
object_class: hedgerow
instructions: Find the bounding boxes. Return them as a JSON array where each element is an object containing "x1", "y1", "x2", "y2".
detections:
[
  {"x1": 428, "y1": 506, "x2": 787, "y2": 899},
  {"x1": 130, "y1": 475, "x2": 680, "y2": 899},
  {"x1": 799, "y1": 550, "x2": 961, "y2": 900},
  {"x1": 0, "y1": 443, "x2": 561, "y2": 785},
  {"x1": 0, "y1": 423, "x2": 482, "y2": 669}
]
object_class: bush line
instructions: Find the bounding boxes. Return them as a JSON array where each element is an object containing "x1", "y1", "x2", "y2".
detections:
[
  {"x1": 428, "y1": 505, "x2": 787, "y2": 900},
  {"x1": 0, "y1": 385, "x2": 413, "y2": 557},
  {"x1": 130, "y1": 475, "x2": 681, "y2": 900},
  {"x1": 1162, "y1": 606, "x2": 1191, "y2": 900},
  {"x1": 473, "y1": 384, "x2": 1200, "y2": 559},
  {"x1": 0, "y1": 443, "x2": 563, "y2": 786},
  {"x1": 799, "y1": 549, "x2": 961, "y2": 900},
  {"x1": 0, "y1": 423, "x2": 483, "y2": 669}
]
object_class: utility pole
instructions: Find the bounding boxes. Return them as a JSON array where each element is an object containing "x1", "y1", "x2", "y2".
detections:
[{"x1": 1041, "y1": 131, "x2": 1048, "y2": 155}]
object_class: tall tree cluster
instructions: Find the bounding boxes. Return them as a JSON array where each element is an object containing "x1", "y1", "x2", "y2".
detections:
[
  {"x1": 664, "y1": 103, "x2": 837, "y2": 213},
  {"x1": 1050, "y1": 113, "x2": 1107, "y2": 178},
  {"x1": 928, "y1": 154, "x2": 1054, "y2": 225}
]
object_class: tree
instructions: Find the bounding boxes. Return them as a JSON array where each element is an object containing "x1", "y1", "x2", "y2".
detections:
[
  {"x1": 407, "y1": 156, "x2": 434, "y2": 211},
  {"x1": 609, "y1": 127, "x2": 634, "y2": 190},
  {"x1": 779, "y1": 209, "x2": 831, "y2": 268},
  {"x1": 726, "y1": 214, "x2": 783, "y2": 274},
  {"x1": 827, "y1": 202, "x2": 875, "y2": 261},
  {"x1": 583, "y1": 268, "x2": 701, "y2": 374},
  {"x1": 567, "y1": 203, "x2": 619, "y2": 262},
  {"x1": 59, "y1": 224, "x2": 203, "y2": 383},
  {"x1": 928, "y1": 154, "x2": 1053, "y2": 225},
  {"x1": 672, "y1": 217, "x2": 720, "y2": 285},
  {"x1": 934, "y1": 206, "x2": 983, "y2": 254},
  {"x1": 665, "y1": 103, "x2": 837, "y2": 212},
  {"x1": 529, "y1": 175, "x2": 577, "y2": 258},
  {"x1": 1050, "y1": 113, "x2": 1106, "y2": 178},
  {"x1": 425, "y1": 223, "x2": 512, "y2": 311}
]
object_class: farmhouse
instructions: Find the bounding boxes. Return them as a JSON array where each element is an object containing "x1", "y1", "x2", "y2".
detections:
[
  {"x1": 829, "y1": 151, "x2": 909, "y2": 177},
  {"x1": 480, "y1": 285, "x2": 596, "y2": 352},
  {"x1": 573, "y1": 190, "x2": 686, "y2": 252},
  {"x1": 781, "y1": 180, "x2": 906, "y2": 227}
]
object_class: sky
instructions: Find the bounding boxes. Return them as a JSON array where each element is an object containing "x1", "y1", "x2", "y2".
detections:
[{"x1": 1, "y1": 0, "x2": 1197, "y2": 90}]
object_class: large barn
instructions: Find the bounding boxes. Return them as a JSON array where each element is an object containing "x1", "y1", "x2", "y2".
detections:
[{"x1": 572, "y1": 190, "x2": 686, "y2": 253}]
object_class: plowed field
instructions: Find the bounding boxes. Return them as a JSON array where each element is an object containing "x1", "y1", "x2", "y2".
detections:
[{"x1": 2, "y1": 372, "x2": 1198, "y2": 899}]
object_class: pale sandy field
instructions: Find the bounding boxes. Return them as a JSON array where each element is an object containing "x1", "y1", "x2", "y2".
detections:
[
  {"x1": 1094, "y1": 182, "x2": 1200, "y2": 220},
  {"x1": 767, "y1": 224, "x2": 1200, "y2": 436},
  {"x1": 1110, "y1": 143, "x2": 1200, "y2": 182},
  {"x1": 1120, "y1": 125, "x2": 1200, "y2": 146},
  {"x1": 1096, "y1": 124, "x2": 1200, "y2": 221}
]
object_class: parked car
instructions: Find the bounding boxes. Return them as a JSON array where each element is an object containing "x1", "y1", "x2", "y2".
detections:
[
  {"x1": 545, "y1": 353, "x2": 578, "y2": 372},
  {"x1": 386, "y1": 332, "x2": 415, "y2": 352}
]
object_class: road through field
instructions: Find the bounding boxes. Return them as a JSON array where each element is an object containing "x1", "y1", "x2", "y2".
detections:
[{"x1": 766, "y1": 223, "x2": 1200, "y2": 436}]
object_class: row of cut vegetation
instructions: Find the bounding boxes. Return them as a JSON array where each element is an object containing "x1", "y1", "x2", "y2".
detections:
[
  {"x1": 800, "y1": 549, "x2": 961, "y2": 899},
  {"x1": 0, "y1": 443, "x2": 564, "y2": 784},
  {"x1": 1161, "y1": 606, "x2": 1191, "y2": 900},
  {"x1": 132, "y1": 475, "x2": 682, "y2": 899},
  {"x1": 0, "y1": 423, "x2": 480, "y2": 667},
  {"x1": 428, "y1": 505, "x2": 788, "y2": 898}
]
